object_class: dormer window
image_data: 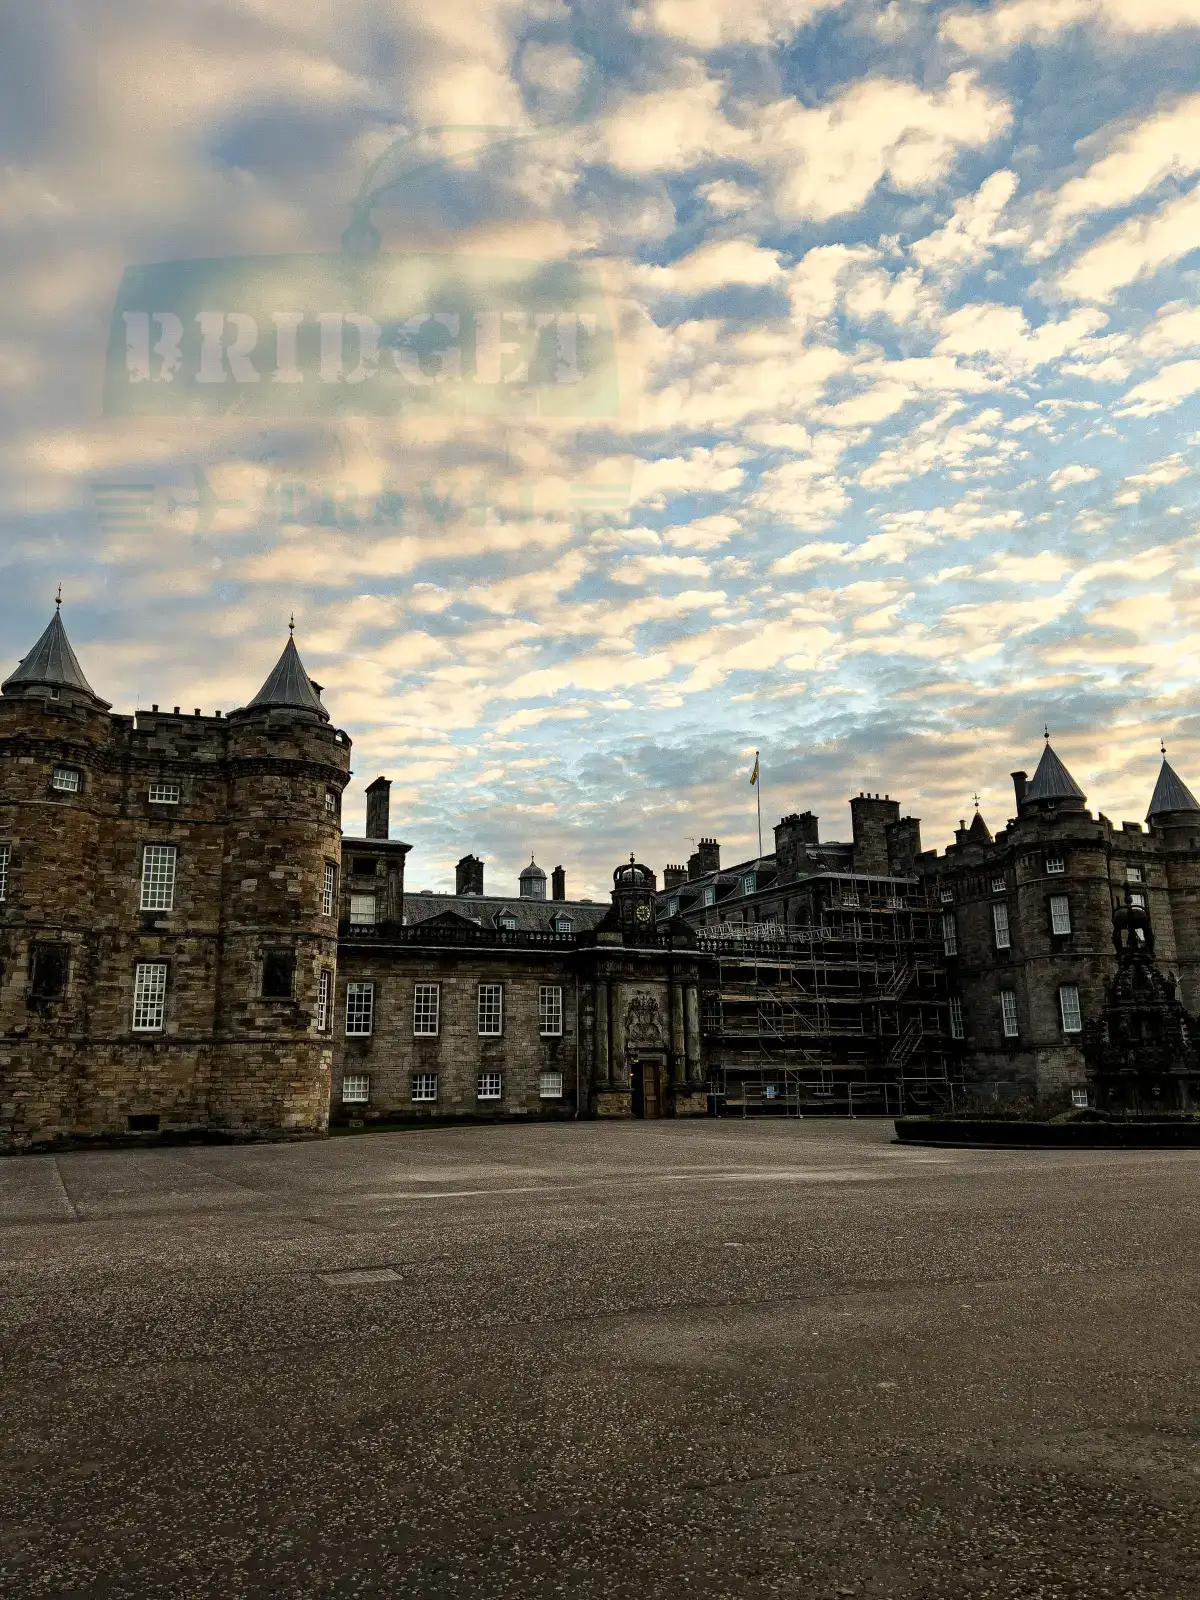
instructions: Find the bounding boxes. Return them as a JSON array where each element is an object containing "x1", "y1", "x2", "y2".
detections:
[
  {"x1": 497, "y1": 912, "x2": 518, "y2": 931},
  {"x1": 52, "y1": 767, "x2": 80, "y2": 793},
  {"x1": 703, "y1": 886, "x2": 716, "y2": 907},
  {"x1": 667, "y1": 898, "x2": 680, "y2": 919},
  {"x1": 741, "y1": 873, "x2": 756, "y2": 896},
  {"x1": 552, "y1": 915, "x2": 574, "y2": 934},
  {"x1": 349, "y1": 894, "x2": 376, "y2": 927}
]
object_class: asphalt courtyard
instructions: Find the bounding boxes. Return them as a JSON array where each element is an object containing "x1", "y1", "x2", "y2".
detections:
[{"x1": 1, "y1": 1120, "x2": 1198, "y2": 1599}]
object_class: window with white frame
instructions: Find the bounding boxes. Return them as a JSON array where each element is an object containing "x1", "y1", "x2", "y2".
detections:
[
  {"x1": 667, "y1": 898, "x2": 680, "y2": 919},
  {"x1": 1129, "y1": 891, "x2": 1146, "y2": 910},
  {"x1": 51, "y1": 766, "x2": 80, "y2": 793},
  {"x1": 0, "y1": 842, "x2": 9, "y2": 902},
  {"x1": 140, "y1": 843, "x2": 177, "y2": 911},
  {"x1": 349, "y1": 893, "x2": 376, "y2": 927},
  {"x1": 322, "y1": 861, "x2": 337, "y2": 917},
  {"x1": 342, "y1": 1074, "x2": 370, "y2": 1104},
  {"x1": 478, "y1": 983, "x2": 503, "y2": 1036},
  {"x1": 497, "y1": 912, "x2": 518, "y2": 931},
  {"x1": 991, "y1": 876, "x2": 1006, "y2": 894},
  {"x1": 992, "y1": 902, "x2": 1011, "y2": 950},
  {"x1": 1059, "y1": 984, "x2": 1082, "y2": 1033},
  {"x1": 413, "y1": 982, "x2": 440, "y2": 1036},
  {"x1": 1050, "y1": 895, "x2": 1072, "y2": 935},
  {"x1": 1000, "y1": 990, "x2": 1019, "y2": 1038},
  {"x1": 148, "y1": 780, "x2": 180, "y2": 804},
  {"x1": 345, "y1": 982, "x2": 374, "y2": 1035},
  {"x1": 539, "y1": 1070, "x2": 564, "y2": 1099},
  {"x1": 1046, "y1": 855, "x2": 1065, "y2": 875},
  {"x1": 477, "y1": 1070, "x2": 503, "y2": 1100},
  {"x1": 1126, "y1": 865, "x2": 1142, "y2": 883},
  {"x1": 942, "y1": 911, "x2": 958, "y2": 956},
  {"x1": 539, "y1": 984, "x2": 563, "y2": 1037},
  {"x1": 949, "y1": 994, "x2": 964, "y2": 1040},
  {"x1": 702, "y1": 886, "x2": 716, "y2": 907},
  {"x1": 412, "y1": 1072, "x2": 438, "y2": 1102},
  {"x1": 1071, "y1": 1088, "x2": 1089, "y2": 1109},
  {"x1": 939, "y1": 888, "x2": 953, "y2": 903},
  {"x1": 131, "y1": 962, "x2": 168, "y2": 1031},
  {"x1": 741, "y1": 873, "x2": 756, "y2": 896},
  {"x1": 325, "y1": 789, "x2": 338, "y2": 817},
  {"x1": 553, "y1": 915, "x2": 573, "y2": 934},
  {"x1": 316, "y1": 968, "x2": 332, "y2": 1032}
]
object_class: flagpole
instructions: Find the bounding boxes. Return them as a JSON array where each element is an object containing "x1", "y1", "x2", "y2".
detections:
[{"x1": 755, "y1": 749, "x2": 762, "y2": 858}]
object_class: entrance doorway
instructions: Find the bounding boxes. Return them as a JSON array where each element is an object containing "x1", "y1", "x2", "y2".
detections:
[{"x1": 630, "y1": 1053, "x2": 666, "y2": 1118}]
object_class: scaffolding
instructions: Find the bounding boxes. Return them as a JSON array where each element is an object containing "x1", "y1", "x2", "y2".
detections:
[{"x1": 701, "y1": 876, "x2": 963, "y2": 1117}]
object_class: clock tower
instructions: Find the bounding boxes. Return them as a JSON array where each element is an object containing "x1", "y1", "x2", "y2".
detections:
[{"x1": 611, "y1": 854, "x2": 658, "y2": 944}]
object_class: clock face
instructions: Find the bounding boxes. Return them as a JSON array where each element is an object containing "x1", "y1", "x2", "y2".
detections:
[{"x1": 635, "y1": 903, "x2": 651, "y2": 922}]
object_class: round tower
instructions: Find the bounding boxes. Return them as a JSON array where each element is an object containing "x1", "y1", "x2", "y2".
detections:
[
  {"x1": 0, "y1": 601, "x2": 114, "y2": 1147},
  {"x1": 215, "y1": 628, "x2": 351, "y2": 1132}
]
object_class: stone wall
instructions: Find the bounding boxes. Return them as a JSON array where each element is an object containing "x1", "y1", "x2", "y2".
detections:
[{"x1": 0, "y1": 697, "x2": 350, "y2": 1151}]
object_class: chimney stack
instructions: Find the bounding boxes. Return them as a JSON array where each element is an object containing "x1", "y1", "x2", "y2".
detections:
[
  {"x1": 365, "y1": 776, "x2": 391, "y2": 840},
  {"x1": 1011, "y1": 770, "x2": 1027, "y2": 810},
  {"x1": 552, "y1": 865, "x2": 566, "y2": 901},
  {"x1": 662, "y1": 864, "x2": 687, "y2": 890},
  {"x1": 456, "y1": 854, "x2": 484, "y2": 896}
]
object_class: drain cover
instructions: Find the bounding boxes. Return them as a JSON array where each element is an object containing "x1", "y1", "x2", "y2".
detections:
[{"x1": 318, "y1": 1266, "x2": 401, "y2": 1286}]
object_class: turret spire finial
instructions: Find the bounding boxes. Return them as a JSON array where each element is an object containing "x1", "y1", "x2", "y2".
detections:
[
  {"x1": 1044, "y1": 723, "x2": 1050, "y2": 742},
  {"x1": 973, "y1": 793, "x2": 980, "y2": 808},
  {"x1": 289, "y1": 612, "x2": 295, "y2": 634},
  {"x1": 1162, "y1": 738, "x2": 1167, "y2": 756},
  {"x1": 55, "y1": 584, "x2": 62, "y2": 608}
]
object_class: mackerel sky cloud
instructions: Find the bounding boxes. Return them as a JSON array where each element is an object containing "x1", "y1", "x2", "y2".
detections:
[{"x1": 3, "y1": 0, "x2": 1200, "y2": 895}]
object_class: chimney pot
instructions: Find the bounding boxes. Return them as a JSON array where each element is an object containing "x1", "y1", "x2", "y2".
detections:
[{"x1": 365, "y1": 776, "x2": 392, "y2": 840}]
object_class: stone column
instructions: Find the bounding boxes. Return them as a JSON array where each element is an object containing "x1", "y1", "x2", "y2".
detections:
[
  {"x1": 685, "y1": 983, "x2": 702, "y2": 1083},
  {"x1": 670, "y1": 979, "x2": 686, "y2": 1085},
  {"x1": 594, "y1": 979, "x2": 610, "y2": 1086},
  {"x1": 611, "y1": 982, "x2": 629, "y2": 1086}
]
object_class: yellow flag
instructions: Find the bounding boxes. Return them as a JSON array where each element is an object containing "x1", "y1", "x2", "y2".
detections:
[{"x1": 749, "y1": 753, "x2": 759, "y2": 786}]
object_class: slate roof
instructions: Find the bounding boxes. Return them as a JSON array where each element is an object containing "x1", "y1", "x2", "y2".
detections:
[
  {"x1": 403, "y1": 893, "x2": 608, "y2": 933},
  {"x1": 246, "y1": 635, "x2": 328, "y2": 719},
  {"x1": 2, "y1": 606, "x2": 109, "y2": 706},
  {"x1": 967, "y1": 810, "x2": 992, "y2": 842},
  {"x1": 1147, "y1": 757, "x2": 1200, "y2": 820},
  {"x1": 1022, "y1": 741, "x2": 1086, "y2": 805}
]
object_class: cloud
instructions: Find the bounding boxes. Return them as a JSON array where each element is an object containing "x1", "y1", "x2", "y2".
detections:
[
  {"x1": 629, "y1": 447, "x2": 750, "y2": 507},
  {"x1": 634, "y1": 239, "x2": 785, "y2": 294},
  {"x1": 760, "y1": 73, "x2": 1012, "y2": 222},
  {"x1": 911, "y1": 169, "x2": 1024, "y2": 272},
  {"x1": 637, "y1": 0, "x2": 846, "y2": 48},
  {"x1": 1035, "y1": 94, "x2": 1200, "y2": 257},
  {"x1": 1116, "y1": 359, "x2": 1200, "y2": 417},
  {"x1": 1048, "y1": 463, "x2": 1102, "y2": 491},
  {"x1": 1056, "y1": 183, "x2": 1200, "y2": 302},
  {"x1": 942, "y1": 0, "x2": 1200, "y2": 55}
]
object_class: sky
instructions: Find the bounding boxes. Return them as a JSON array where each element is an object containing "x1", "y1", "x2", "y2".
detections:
[{"x1": 3, "y1": 0, "x2": 1200, "y2": 899}]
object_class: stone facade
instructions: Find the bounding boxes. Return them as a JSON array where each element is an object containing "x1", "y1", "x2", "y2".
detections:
[
  {"x1": 0, "y1": 612, "x2": 350, "y2": 1151},
  {"x1": 8, "y1": 607, "x2": 1200, "y2": 1144},
  {"x1": 918, "y1": 743, "x2": 1200, "y2": 1103},
  {"x1": 329, "y1": 832, "x2": 711, "y2": 1125}
]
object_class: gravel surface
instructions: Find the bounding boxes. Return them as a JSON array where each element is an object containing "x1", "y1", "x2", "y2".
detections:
[{"x1": 1, "y1": 1119, "x2": 1197, "y2": 1598}]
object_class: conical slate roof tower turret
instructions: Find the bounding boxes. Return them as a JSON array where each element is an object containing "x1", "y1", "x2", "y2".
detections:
[
  {"x1": 1, "y1": 598, "x2": 111, "y2": 709},
  {"x1": 1147, "y1": 752, "x2": 1200, "y2": 821},
  {"x1": 239, "y1": 626, "x2": 328, "y2": 721},
  {"x1": 1021, "y1": 735, "x2": 1086, "y2": 811}
]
